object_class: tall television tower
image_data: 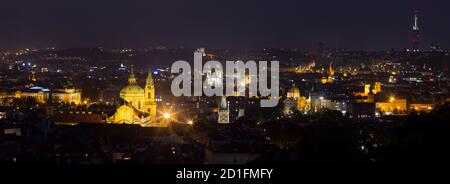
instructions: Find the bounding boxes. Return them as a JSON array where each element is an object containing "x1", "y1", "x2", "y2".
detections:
[{"x1": 411, "y1": 10, "x2": 420, "y2": 52}]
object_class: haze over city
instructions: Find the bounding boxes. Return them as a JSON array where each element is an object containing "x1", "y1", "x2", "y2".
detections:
[{"x1": 1, "y1": 0, "x2": 450, "y2": 50}]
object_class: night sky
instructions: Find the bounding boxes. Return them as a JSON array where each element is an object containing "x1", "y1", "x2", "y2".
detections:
[{"x1": 1, "y1": 0, "x2": 449, "y2": 50}]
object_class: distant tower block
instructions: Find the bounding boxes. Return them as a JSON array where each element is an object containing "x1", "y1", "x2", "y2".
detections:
[
  {"x1": 411, "y1": 10, "x2": 420, "y2": 52},
  {"x1": 218, "y1": 96, "x2": 230, "y2": 124}
]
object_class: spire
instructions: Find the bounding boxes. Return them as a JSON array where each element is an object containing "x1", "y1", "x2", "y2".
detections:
[
  {"x1": 413, "y1": 10, "x2": 419, "y2": 31},
  {"x1": 128, "y1": 65, "x2": 137, "y2": 84},
  {"x1": 329, "y1": 62, "x2": 334, "y2": 75},
  {"x1": 411, "y1": 10, "x2": 420, "y2": 51}
]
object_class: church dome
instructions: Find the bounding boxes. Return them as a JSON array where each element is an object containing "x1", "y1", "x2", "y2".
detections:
[
  {"x1": 120, "y1": 66, "x2": 144, "y2": 95},
  {"x1": 120, "y1": 84, "x2": 144, "y2": 95}
]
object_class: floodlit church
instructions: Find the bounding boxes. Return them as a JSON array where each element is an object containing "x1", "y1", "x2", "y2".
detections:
[
  {"x1": 107, "y1": 67, "x2": 163, "y2": 127},
  {"x1": 283, "y1": 83, "x2": 307, "y2": 114}
]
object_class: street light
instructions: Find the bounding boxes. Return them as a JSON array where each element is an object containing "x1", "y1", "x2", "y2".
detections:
[
  {"x1": 187, "y1": 120, "x2": 193, "y2": 125},
  {"x1": 163, "y1": 112, "x2": 171, "y2": 119},
  {"x1": 389, "y1": 96, "x2": 395, "y2": 102}
]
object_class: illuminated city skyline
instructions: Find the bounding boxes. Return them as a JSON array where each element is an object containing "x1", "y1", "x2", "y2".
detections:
[{"x1": 0, "y1": 0, "x2": 449, "y2": 169}]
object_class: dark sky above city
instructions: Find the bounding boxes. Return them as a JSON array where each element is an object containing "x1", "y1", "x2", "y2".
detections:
[{"x1": 1, "y1": 0, "x2": 449, "y2": 50}]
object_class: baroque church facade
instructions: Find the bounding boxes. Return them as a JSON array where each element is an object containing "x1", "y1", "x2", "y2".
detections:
[
  {"x1": 107, "y1": 67, "x2": 162, "y2": 127},
  {"x1": 283, "y1": 83, "x2": 307, "y2": 114}
]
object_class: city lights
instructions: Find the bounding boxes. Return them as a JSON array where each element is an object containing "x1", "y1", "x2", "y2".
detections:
[
  {"x1": 389, "y1": 96, "x2": 396, "y2": 102},
  {"x1": 0, "y1": 1, "x2": 448, "y2": 170},
  {"x1": 163, "y1": 112, "x2": 171, "y2": 119}
]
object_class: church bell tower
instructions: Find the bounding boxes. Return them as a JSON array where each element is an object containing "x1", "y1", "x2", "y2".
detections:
[{"x1": 145, "y1": 68, "x2": 157, "y2": 121}]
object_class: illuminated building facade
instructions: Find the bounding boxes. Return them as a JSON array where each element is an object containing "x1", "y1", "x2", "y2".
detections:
[
  {"x1": 353, "y1": 82, "x2": 381, "y2": 100},
  {"x1": 307, "y1": 92, "x2": 320, "y2": 112},
  {"x1": 364, "y1": 84, "x2": 371, "y2": 94},
  {"x1": 319, "y1": 99, "x2": 347, "y2": 113},
  {"x1": 2, "y1": 86, "x2": 80, "y2": 104},
  {"x1": 410, "y1": 103, "x2": 434, "y2": 112},
  {"x1": 376, "y1": 98, "x2": 407, "y2": 115},
  {"x1": 15, "y1": 86, "x2": 50, "y2": 103},
  {"x1": 51, "y1": 87, "x2": 81, "y2": 104},
  {"x1": 372, "y1": 82, "x2": 381, "y2": 94},
  {"x1": 0, "y1": 91, "x2": 15, "y2": 106}
]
